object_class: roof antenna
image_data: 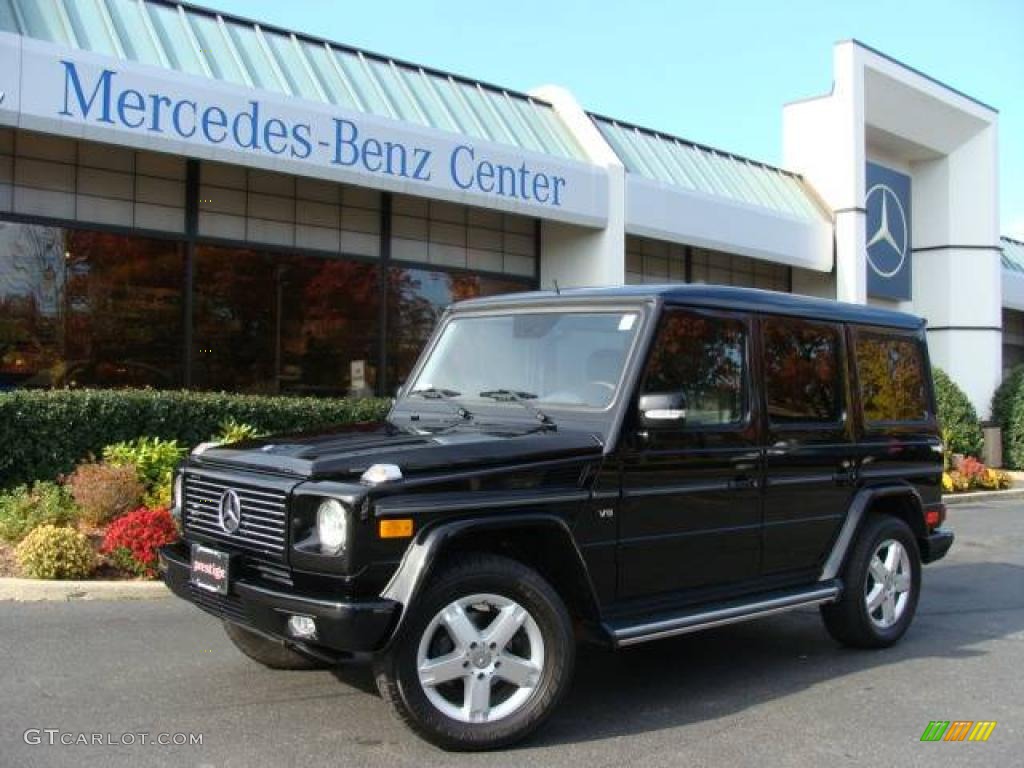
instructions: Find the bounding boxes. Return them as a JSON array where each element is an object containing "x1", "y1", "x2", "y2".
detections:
[{"x1": 552, "y1": 280, "x2": 560, "y2": 295}]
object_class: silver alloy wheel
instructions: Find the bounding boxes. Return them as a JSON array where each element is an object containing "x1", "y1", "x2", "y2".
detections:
[
  {"x1": 864, "y1": 538, "x2": 912, "y2": 629},
  {"x1": 416, "y1": 593, "x2": 545, "y2": 724}
]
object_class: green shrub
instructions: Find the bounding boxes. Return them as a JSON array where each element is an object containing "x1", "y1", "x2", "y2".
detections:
[
  {"x1": 0, "y1": 389, "x2": 391, "y2": 489},
  {"x1": 15, "y1": 524, "x2": 95, "y2": 579},
  {"x1": 214, "y1": 418, "x2": 264, "y2": 445},
  {"x1": 0, "y1": 482, "x2": 77, "y2": 543},
  {"x1": 66, "y1": 462, "x2": 144, "y2": 527},
  {"x1": 103, "y1": 436, "x2": 185, "y2": 494},
  {"x1": 993, "y1": 365, "x2": 1024, "y2": 469},
  {"x1": 933, "y1": 368, "x2": 983, "y2": 457}
]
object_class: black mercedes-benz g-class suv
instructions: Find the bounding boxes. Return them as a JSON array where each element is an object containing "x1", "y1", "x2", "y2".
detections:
[{"x1": 161, "y1": 285, "x2": 953, "y2": 750}]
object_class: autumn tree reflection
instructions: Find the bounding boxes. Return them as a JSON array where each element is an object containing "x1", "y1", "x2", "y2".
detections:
[
  {"x1": 856, "y1": 334, "x2": 928, "y2": 423},
  {"x1": 763, "y1": 319, "x2": 840, "y2": 423},
  {"x1": 642, "y1": 312, "x2": 746, "y2": 427}
]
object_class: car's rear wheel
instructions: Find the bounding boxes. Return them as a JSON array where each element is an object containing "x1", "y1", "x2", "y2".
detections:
[
  {"x1": 821, "y1": 514, "x2": 921, "y2": 648},
  {"x1": 223, "y1": 621, "x2": 329, "y2": 670},
  {"x1": 374, "y1": 553, "x2": 574, "y2": 751}
]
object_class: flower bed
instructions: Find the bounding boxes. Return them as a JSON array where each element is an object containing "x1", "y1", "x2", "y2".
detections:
[
  {"x1": 943, "y1": 455, "x2": 1013, "y2": 494},
  {"x1": 0, "y1": 415, "x2": 328, "y2": 580},
  {"x1": 0, "y1": 389, "x2": 389, "y2": 580}
]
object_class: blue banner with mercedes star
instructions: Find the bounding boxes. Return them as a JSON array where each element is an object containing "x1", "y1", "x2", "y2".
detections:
[{"x1": 865, "y1": 162, "x2": 912, "y2": 301}]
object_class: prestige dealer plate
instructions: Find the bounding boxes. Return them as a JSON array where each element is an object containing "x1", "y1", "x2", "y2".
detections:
[{"x1": 190, "y1": 544, "x2": 230, "y2": 595}]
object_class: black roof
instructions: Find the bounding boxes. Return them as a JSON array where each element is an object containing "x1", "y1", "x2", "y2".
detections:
[{"x1": 455, "y1": 285, "x2": 925, "y2": 331}]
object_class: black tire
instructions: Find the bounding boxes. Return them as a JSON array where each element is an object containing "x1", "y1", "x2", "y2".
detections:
[
  {"x1": 374, "y1": 553, "x2": 575, "y2": 751},
  {"x1": 223, "y1": 621, "x2": 329, "y2": 670},
  {"x1": 821, "y1": 514, "x2": 922, "y2": 649}
]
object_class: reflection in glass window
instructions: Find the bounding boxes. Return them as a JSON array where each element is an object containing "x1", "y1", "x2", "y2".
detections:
[
  {"x1": 0, "y1": 222, "x2": 184, "y2": 389},
  {"x1": 411, "y1": 312, "x2": 639, "y2": 410},
  {"x1": 642, "y1": 310, "x2": 747, "y2": 427},
  {"x1": 763, "y1": 318, "x2": 841, "y2": 424},
  {"x1": 191, "y1": 246, "x2": 380, "y2": 396},
  {"x1": 386, "y1": 268, "x2": 530, "y2": 390},
  {"x1": 855, "y1": 332, "x2": 929, "y2": 424}
]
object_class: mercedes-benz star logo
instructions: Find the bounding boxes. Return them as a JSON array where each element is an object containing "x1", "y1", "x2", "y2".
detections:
[
  {"x1": 865, "y1": 184, "x2": 908, "y2": 279},
  {"x1": 218, "y1": 489, "x2": 242, "y2": 534}
]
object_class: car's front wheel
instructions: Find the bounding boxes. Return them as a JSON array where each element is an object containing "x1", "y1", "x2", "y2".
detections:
[
  {"x1": 821, "y1": 514, "x2": 922, "y2": 648},
  {"x1": 374, "y1": 553, "x2": 574, "y2": 751}
]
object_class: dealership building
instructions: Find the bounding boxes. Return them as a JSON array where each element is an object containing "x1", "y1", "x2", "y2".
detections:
[{"x1": 0, "y1": 1, "x2": 1016, "y2": 415}]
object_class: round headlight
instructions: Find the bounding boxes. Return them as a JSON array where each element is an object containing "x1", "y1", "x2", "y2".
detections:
[
  {"x1": 171, "y1": 473, "x2": 184, "y2": 520},
  {"x1": 317, "y1": 499, "x2": 348, "y2": 554}
]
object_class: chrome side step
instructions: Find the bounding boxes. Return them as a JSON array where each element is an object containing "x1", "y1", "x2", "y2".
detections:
[{"x1": 606, "y1": 581, "x2": 842, "y2": 647}]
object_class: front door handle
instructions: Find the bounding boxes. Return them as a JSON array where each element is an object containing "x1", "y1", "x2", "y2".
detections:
[
  {"x1": 729, "y1": 476, "x2": 759, "y2": 491},
  {"x1": 833, "y1": 466, "x2": 858, "y2": 486}
]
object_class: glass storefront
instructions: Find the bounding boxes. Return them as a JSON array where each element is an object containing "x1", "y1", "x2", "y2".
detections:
[
  {"x1": 0, "y1": 223, "x2": 185, "y2": 389},
  {"x1": 0, "y1": 220, "x2": 534, "y2": 394},
  {"x1": 191, "y1": 246, "x2": 383, "y2": 396}
]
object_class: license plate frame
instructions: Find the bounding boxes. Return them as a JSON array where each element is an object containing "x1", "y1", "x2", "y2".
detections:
[{"x1": 190, "y1": 543, "x2": 230, "y2": 595}]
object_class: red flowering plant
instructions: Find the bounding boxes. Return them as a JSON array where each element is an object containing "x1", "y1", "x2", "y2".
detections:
[{"x1": 101, "y1": 507, "x2": 179, "y2": 578}]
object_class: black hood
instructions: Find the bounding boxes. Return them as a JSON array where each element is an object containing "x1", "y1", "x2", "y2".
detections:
[{"x1": 192, "y1": 420, "x2": 603, "y2": 479}]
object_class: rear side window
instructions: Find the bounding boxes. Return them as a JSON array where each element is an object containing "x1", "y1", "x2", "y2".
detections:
[
  {"x1": 642, "y1": 309, "x2": 747, "y2": 428},
  {"x1": 854, "y1": 331, "x2": 929, "y2": 423},
  {"x1": 762, "y1": 318, "x2": 843, "y2": 424}
]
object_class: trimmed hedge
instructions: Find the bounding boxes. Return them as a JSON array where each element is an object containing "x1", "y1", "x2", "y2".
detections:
[
  {"x1": 993, "y1": 365, "x2": 1024, "y2": 469},
  {"x1": 933, "y1": 367, "x2": 983, "y2": 458},
  {"x1": 0, "y1": 389, "x2": 390, "y2": 489}
]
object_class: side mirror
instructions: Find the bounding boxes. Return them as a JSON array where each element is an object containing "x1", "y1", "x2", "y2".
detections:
[{"x1": 638, "y1": 392, "x2": 687, "y2": 427}]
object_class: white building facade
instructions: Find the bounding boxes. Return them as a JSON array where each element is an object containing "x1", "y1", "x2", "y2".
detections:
[{"x1": 0, "y1": 3, "x2": 1013, "y2": 415}]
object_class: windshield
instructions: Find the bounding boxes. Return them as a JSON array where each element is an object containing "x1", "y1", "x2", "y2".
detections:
[{"x1": 407, "y1": 311, "x2": 641, "y2": 411}]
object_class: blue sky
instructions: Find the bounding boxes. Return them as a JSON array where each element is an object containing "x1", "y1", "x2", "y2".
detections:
[{"x1": 202, "y1": 0, "x2": 1023, "y2": 238}]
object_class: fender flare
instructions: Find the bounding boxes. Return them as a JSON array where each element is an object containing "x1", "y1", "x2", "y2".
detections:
[
  {"x1": 379, "y1": 513, "x2": 601, "y2": 647},
  {"x1": 820, "y1": 482, "x2": 925, "y2": 582}
]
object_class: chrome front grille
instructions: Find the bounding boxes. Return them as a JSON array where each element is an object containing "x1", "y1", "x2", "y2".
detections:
[{"x1": 183, "y1": 474, "x2": 289, "y2": 560}]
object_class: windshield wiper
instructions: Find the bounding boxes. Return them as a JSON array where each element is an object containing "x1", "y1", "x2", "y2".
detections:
[
  {"x1": 478, "y1": 389, "x2": 556, "y2": 430},
  {"x1": 407, "y1": 387, "x2": 474, "y2": 423}
]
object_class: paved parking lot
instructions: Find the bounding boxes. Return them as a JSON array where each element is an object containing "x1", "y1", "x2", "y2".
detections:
[{"x1": 1, "y1": 498, "x2": 1022, "y2": 768}]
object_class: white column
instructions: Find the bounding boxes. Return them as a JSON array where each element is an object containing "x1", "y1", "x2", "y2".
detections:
[
  {"x1": 531, "y1": 85, "x2": 624, "y2": 288},
  {"x1": 912, "y1": 124, "x2": 1001, "y2": 417}
]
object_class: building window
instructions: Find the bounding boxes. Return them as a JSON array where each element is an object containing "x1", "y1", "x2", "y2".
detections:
[
  {"x1": 625, "y1": 235, "x2": 789, "y2": 291},
  {"x1": 691, "y1": 247, "x2": 788, "y2": 291},
  {"x1": 191, "y1": 245, "x2": 381, "y2": 396},
  {"x1": 197, "y1": 161, "x2": 382, "y2": 257},
  {"x1": 641, "y1": 309, "x2": 748, "y2": 428},
  {"x1": 625, "y1": 237, "x2": 687, "y2": 284},
  {"x1": 854, "y1": 331, "x2": 929, "y2": 424},
  {"x1": 1002, "y1": 308, "x2": 1024, "y2": 375},
  {"x1": 0, "y1": 221, "x2": 185, "y2": 389},
  {"x1": 391, "y1": 195, "x2": 537, "y2": 278},
  {"x1": 762, "y1": 318, "x2": 842, "y2": 424}
]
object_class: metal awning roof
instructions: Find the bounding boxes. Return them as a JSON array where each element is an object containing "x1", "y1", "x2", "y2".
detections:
[
  {"x1": 1002, "y1": 237, "x2": 1024, "y2": 273},
  {"x1": 0, "y1": 0, "x2": 585, "y2": 161},
  {"x1": 591, "y1": 114, "x2": 828, "y2": 225}
]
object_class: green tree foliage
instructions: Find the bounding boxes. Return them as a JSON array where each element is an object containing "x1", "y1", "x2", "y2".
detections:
[{"x1": 933, "y1": 368, "x2": 984, "y2": 458}]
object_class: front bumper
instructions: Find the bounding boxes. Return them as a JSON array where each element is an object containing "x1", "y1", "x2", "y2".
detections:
[
  {"x1": 159, "y1": 543, "x2": 399, "y2": 658},
  {"x1": 920, "y1": 527, "x2": 955, "y2": 564}
]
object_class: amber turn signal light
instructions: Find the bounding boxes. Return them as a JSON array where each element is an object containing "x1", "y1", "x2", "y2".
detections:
[{"x1": 379, "y1": 518, "x2": 414, "y2": 538}]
